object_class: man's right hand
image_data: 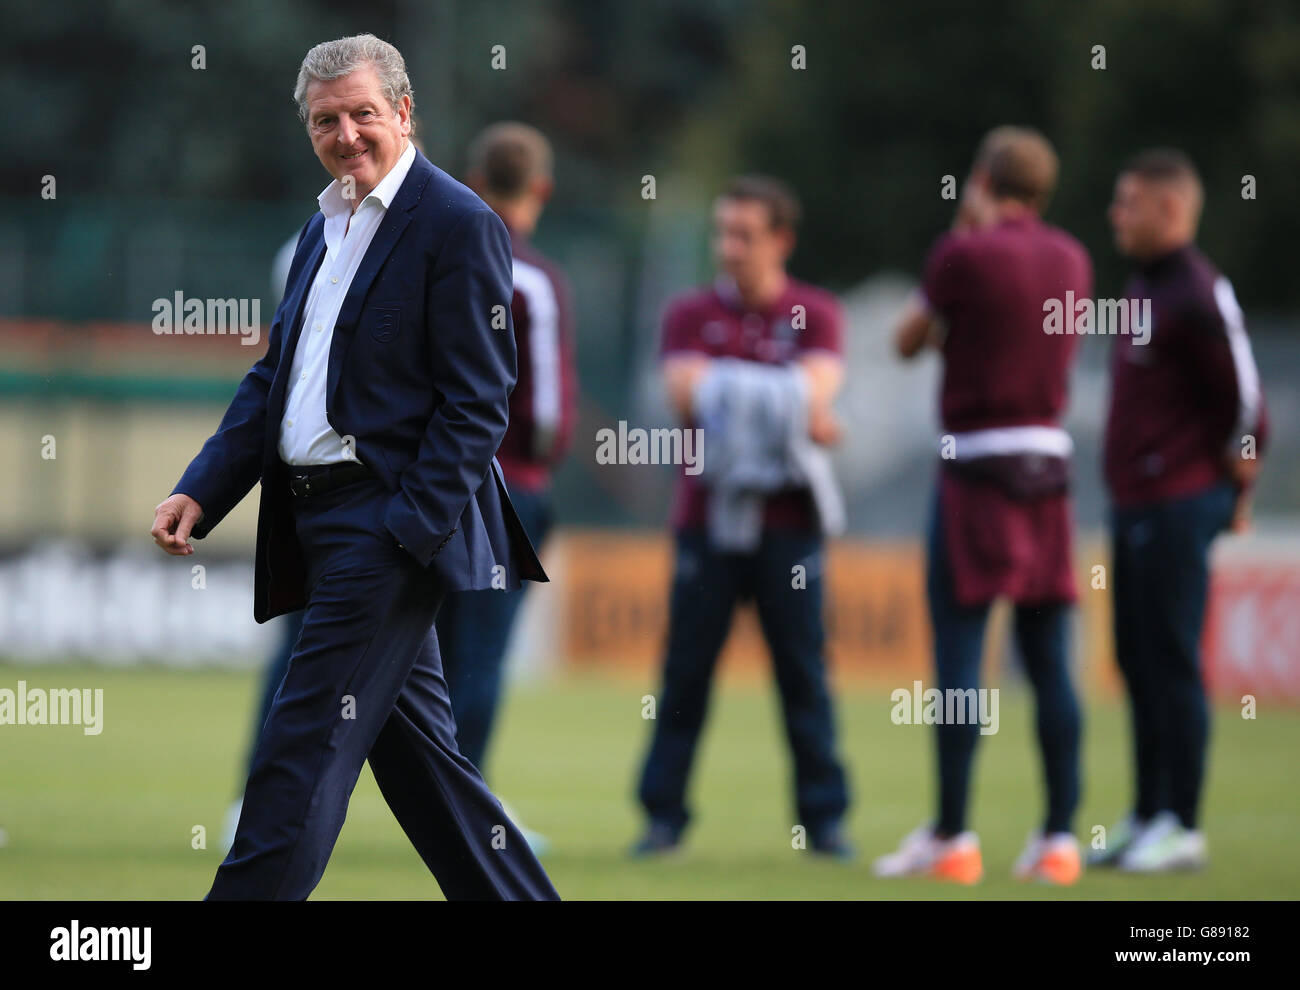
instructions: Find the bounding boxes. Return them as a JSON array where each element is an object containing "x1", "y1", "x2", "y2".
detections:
[
  {"x1": 1221, "y1": 451, "x2": 1261, "y2": 534},
  {"x1": 1228, "y1": 490, "x2": 1253, "y2": 534},
  {"x1": 663, "y1": 354, "x2": 712, "y2": 420},
  {"x1": 1223, "y1": 449, "x2": 1261, "y2": 489},
  {"x1": 151, "y1": 493, "x2": 205, "y2": 556}
]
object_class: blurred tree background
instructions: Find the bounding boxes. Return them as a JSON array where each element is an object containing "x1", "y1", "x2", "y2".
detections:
[
  {"x1": 1, "y1": 0, "x2": 1297, "y2": 528},
  {"x1": 4, "y1": 0, "x2": 1298, "y2": 315}
]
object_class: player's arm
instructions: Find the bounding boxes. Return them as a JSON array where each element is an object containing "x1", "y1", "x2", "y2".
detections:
[
  {"x1": 1185, "y1": 280, "x2": 1267, "y2": 529},
  {"x1": 798, "y1": 351, "x2": 845, "y2": 446},
  {"x1": 659, "y1": 296, "x2": 713, "y2": 422},
  {"x1": 663, "y1": 352, "x2": 712, "y2": 421},
  {"x1": 894, "y1": 292, "x2": 945, "y2": 359},
  {"x1": 901, "y1": 233, "x2": 965, "y2": 360},
  {"x1": 544, "y1": 270, "x2": 580, "y2": 465},
  {"x1": 792, "y1": 290, "x2": 848, "y2": 447},
  {"x1": 951, "y1": 188, "x2": 982, "y2": 235}
]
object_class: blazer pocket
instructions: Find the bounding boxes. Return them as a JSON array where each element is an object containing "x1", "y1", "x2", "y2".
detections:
[{"x1": 364, "y1": 305, "x2": 402, "y2": 342}]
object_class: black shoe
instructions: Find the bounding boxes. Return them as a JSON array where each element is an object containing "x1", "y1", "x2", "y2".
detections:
[
  {"x1": 809, "y1": 827, "x2": 857, "y2": 861},
  {"x1": 629, "y1": 822, "x2": 683, "y2": 858}
]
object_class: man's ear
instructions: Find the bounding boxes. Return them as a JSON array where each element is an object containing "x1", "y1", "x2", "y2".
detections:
[
  {"x1": 1156, "y1": 186, "x2": 1182, "y2": 231},
  {"x1": 531, "y1": 175, "x2": 555, "y2": 205},
  {"x1": 776, "y1": 226, "x2": 796, "y2": 262}
]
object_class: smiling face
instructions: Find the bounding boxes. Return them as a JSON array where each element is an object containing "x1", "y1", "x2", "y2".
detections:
[{"x1": 304, "y1": 65, "x2": 411, "y2": 205}]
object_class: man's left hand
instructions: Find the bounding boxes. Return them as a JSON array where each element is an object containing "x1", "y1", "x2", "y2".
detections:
[{"x1": 809, "y1": 404, "x2": 843, "y2": 447}]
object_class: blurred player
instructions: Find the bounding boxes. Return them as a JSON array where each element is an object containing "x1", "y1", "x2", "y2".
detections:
[
  {"x1": 631, "y1": 175, "x2": 853, "y2": 858},
  {"x1": 1093, "y1": 149, "x2": 1268, "y2": 872},
  {"x1": 875, "y1": 127, "x2": 1092, "y2": 884},
  {"x1": 434, "y1": 123, "x2": 576, "y2": 851},
  {"x1": 222, "y1": 233, "x2": 313, "y2": 851}
]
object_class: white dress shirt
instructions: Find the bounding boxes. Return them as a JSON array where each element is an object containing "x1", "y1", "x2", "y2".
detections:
[{"x1": 279, "y1": 139, "x2": 417, "y2": 465}]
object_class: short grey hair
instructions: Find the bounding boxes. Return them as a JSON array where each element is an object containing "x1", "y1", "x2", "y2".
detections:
[{"x1": 293, "y1": 34, "x2": 414, "y2": 123}]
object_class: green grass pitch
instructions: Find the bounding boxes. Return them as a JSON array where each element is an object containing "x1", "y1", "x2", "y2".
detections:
[{"x1": 1, "y1": 662, "x2": 1296, "y2": 899}]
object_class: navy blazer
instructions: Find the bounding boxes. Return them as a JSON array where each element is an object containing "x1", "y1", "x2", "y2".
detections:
[{"x1": 173, "y1": 149, "x2": 547, "y2": 623}]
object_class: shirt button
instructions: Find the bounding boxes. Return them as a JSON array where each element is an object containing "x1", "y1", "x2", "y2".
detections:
[
  {"x1": 330, "y1": 277, "x2": 339, "y2": 284},
  {"x1": 301, "y1": 372, "x2": 307, "y2": 380},
  {"x1": 286, "y1": 419, "x2": 294, "y2": 427},
  {"x1": 314, "y1": 324, "x2": 323, "y2": 332}
]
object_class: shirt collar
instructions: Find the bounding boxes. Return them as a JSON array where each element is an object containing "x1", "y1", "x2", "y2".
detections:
[
  {"x1": 993, "y1": 211, "x2": 1039, "y2": 230},
  {"x1": 715, "y1": 275, "x2": 741, "y2": 309},
  {"x1": 317, "y1": 138, "x2": 417, "y2": 218},
  {"x1": 714, "y1": 274, "x2": 790, "y2": 315},
  {"x1": 1139, "y1": 242, "x2": 1195, "y2": 278}
]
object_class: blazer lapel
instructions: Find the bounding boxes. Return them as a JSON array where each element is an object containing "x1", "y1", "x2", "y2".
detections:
[{"x1": 326, "y1": 151, "x2": 434, "y2": 414}]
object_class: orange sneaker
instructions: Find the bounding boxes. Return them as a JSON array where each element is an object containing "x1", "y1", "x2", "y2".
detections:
[
  {"x1": 930, "y1": 833, "x2": 984, "y2": 884},
  {"x1": 1013, "y1": 831, "x2": 1082, "y2": 885},
  {"x1": 873, "y1": 825, "x2": 984, "y2": 885}
]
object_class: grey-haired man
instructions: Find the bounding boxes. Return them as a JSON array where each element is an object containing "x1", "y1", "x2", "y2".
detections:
[{"x1": 151, "y1": 34, "x2": 559, "y2": 900}]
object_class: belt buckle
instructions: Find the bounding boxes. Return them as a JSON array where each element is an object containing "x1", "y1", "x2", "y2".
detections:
[{"x1": 291, "y1": 473, "x2": 314, "y2": 497}]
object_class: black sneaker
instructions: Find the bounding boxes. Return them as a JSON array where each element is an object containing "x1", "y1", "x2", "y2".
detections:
[
  {"x1": 629, "y1": 822, "x2": 683, "y2": 858},
  {"x1": 809, "y1": 826, "x2": 857, "y2": 861}
]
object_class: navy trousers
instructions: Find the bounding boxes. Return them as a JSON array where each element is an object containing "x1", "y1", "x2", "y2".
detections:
[
  {"x1": 242, "y1": 612, "x2": 302, "y2": 783},
  {"x1": 436, "y1": 485, "x2": 552, "y2": 771},
  {"x1": 209, "y1": 476, "x2": 559, "y2": 900},
  {"x1": 926, "y1": 490, "x2": 1081, "y2": 837},
  {"x1": 1110, "y1": 480, "x2": 1236, "y2": 830},
  {"x1": 636, "y1": 528, "x2": 850, "y2": 839}
]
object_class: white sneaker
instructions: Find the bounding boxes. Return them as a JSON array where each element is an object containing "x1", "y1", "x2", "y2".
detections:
[
  {"x1": 499, "y1": 798, "x2": 551, "y2": 857},
  {"x1": 1088, "y1": 814, "x2": 1149, "y2": 867},
  {"x1": 872, "y1": 824, "x2": 935, "y2": 876},
  {"x1": 1013, "y1": 831, "x2": 1082, "y2": 884},
  {"x1": 1118, "y1": 811, "x2": 1207, "y2": 872},
  {"x1": 222, "y1": 798, "x2": 242, "y2": 852},
  {"x1": 872, "y1": 824, "x2": 983, "y2": 884}
]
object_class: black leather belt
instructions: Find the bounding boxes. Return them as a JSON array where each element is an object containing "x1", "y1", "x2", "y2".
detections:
[{"x1": 285, "y1": 460, "x2": 373, "y2": 498}]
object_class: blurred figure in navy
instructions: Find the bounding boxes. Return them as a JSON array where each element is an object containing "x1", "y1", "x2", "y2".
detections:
[
  {"x1": 435, "y1": 123, "x2": 577, "y2": 852},
  {"x1": 632, "y1": 176, "x2": 853, "y2": 858},
  {"x1": 1095, "y1": 149, "x2": 1269, "y2": 872},
  {"x1": 222, "y1": 206, "x2": 312, "y2": 852}
]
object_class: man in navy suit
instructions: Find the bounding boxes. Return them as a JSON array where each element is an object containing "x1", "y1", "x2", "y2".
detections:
[{"x1": 149, "y1": 34, "x2": 559, "y2": 901}]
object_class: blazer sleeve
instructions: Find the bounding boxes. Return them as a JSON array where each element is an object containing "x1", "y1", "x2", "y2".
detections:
[
  {"x1": 382, "y1": 208, "x2": 518, "y2": 565},
  {"x1": 170, "y1": 313, "x2": 285, "y2": 538}
]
